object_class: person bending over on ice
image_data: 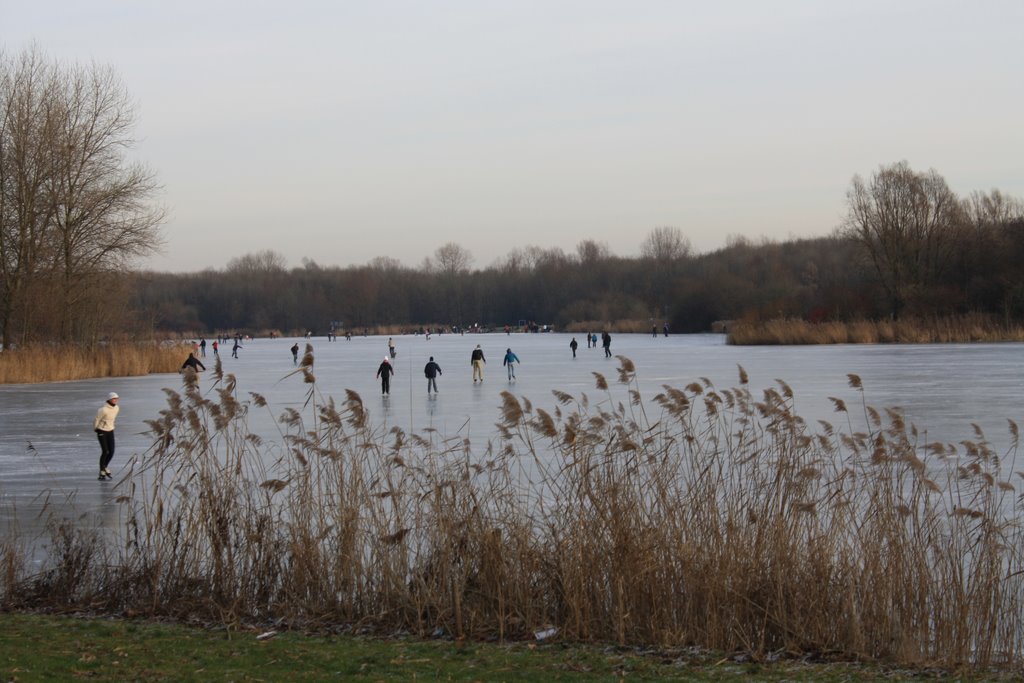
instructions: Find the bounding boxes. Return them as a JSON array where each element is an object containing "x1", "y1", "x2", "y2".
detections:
[
  {"x1": 503, "y1": 348, "x2": 520, "y2": 380},
  {"x1": 377, "y1": 356, "x2": 395, "y2": 395},
  {"x1": 181, "y1": 352, "x2": 206, "y2": 373},
  {"x1": 424, "y1": 356, "x2": 442, "y2": 394},
  {"x1": 94, "y1": 392, "x2": 119, "y2": 481},
  {"x1": 470, "y1": 345, "x2": 486, "y2": 382}
]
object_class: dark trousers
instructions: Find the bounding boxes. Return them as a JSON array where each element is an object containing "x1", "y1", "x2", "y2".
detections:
[
  {"x1": 381, "y1": 376, "x2": 391, "y2": 394},
  {"x1": 97, "y1": 430, "x2": 115, "y2": 471},
  {"x1": 427, "y1": 377, "x2": 438, "y2": 393}
]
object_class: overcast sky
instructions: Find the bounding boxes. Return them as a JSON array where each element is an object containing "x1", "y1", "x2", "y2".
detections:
[{"x1": 3, "y1": 1, "x2": 1022, "y2": 273}]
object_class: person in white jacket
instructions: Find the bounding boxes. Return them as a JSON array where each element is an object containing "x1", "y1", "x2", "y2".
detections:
[{"x1": 94, "y1": 392, "x2": 119, "y2": 480}]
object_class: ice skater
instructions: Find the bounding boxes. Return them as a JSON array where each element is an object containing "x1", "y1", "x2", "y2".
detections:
[
  {"x1": 570, "y1": 337, "x2": 578, "y2": 358},
  {"x1": 94, "y1": 391, "x2": 119, "y2": 480},
  {"x1": 376, "y1": 356, "x2": 395, "y2": 395},
  {"x1": 424, "y1": 356, "x2": 442, "y2": 394},
  {"x1": 503, "y1": 347, "x2": 520, "y2": 380},
  {"x1": 471, "y1": 345, "x2": 486, "y2": 382},
  {"x1": 180, "y1": 352, "x2": 206, "y2": 373},
  {"x1": 291, "y1": 342, "x2": 300, "y2": 364}
]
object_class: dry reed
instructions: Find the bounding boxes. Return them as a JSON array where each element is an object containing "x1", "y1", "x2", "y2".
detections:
[
  {"x1": 728, "y1": 314, "x2": 1024, "y2": 345},
  {"x1": 2, "y1": 349, "x2": 1023, "y2": 672},
  {"x1": 0, "y1": 342, "x2": 192, "y2": 384}
]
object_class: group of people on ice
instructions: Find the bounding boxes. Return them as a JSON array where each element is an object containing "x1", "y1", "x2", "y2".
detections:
[{"x1": 375, "y1": 344, "x2": 523, "y2": 395}]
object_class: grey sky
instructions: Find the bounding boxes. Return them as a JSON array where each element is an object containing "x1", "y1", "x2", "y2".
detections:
[{"x1": 3, "y1": 1, "x2": 1022, "y2": 273}]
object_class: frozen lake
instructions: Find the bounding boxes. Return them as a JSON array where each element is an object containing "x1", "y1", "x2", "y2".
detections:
[{"x1": 3, "y1": 332, "x2": 1024, "y2": 534}]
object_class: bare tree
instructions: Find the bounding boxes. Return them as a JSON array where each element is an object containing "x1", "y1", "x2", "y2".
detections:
[
  {"x1": 576, "y1": 238, "x2": 610, "y2": 264},
  {"x1": 226, "y1": 249, "x2": 288, "y2": 274},
  {"x1": 0, "y1": 46, "x2": 57, "y2": 348},
  {"x1": 434, "y1": 242, "x2": 472, "y2": 275},
  {"x1": 0, "y1": 45, "x2": 163, "y2": 347},
  {"x1": 640, "y1": 226, "x2": 692, "y2": 262},
  {"x1": 432, "y1": 242, "x2": 471, "y2": 325},
  {"x1": 842, "y1": 161, "x2": 967, "y2": 318}
]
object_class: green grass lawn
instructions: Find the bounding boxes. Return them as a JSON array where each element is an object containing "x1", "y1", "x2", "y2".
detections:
[{"x1": 0, "y1": 612, "x2": 1012, "y2": 682}]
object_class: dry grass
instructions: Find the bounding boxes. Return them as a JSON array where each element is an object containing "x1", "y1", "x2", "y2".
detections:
[
  {"x1": 563, "y1": 319, "x2": 659, "y2": 334},
  {"x1": 728, "y1": 315, "x2": 1024, "y2": 345},
  {"x1": 0, "y1": 342, "x2": 193, "y2": 384},
  {"x1": 3, "y1": 348, "x2": 1024, "y2": 672}
]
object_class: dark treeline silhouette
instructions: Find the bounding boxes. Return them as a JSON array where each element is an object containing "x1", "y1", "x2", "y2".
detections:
[
  {"x1": 129, "y1": 215, "x2": 1024, "y2": 336},
  {"x1": 118, "y1": 163, "x2": 1024, "y2": 337}
]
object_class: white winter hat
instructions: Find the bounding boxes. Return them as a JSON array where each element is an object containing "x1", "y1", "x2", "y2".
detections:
[{"x1": 107, "y1": 392, "x2": 119, "y2": 401}]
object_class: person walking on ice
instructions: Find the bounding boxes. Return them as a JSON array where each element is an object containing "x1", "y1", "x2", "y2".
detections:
[
  {"x1": 503, "y1": 347, "x2": 520, "y2": 380},
  {"x1": 388, "y1": 337, "x2": 397, "y2": 359},
  {"x1": 94, "y1": 392, "x2": 119, "y2": 481},
  {"x1": 602, "y1": 331, "x2": 612, "y2": 358},
  {"x1": 569, "y1": 337, "x2": 578, "y2": 358},
  {"x1": 376, "y1": 356, "x2": 395, "y2": 395},
  {"x1": 291, "y1": 342, "x2": 300, "y2": 365},
  {"x1": 470, "y1": 344, "x2": 486, "y2": 382},
  {"x1": 424, "y1": 356, "x2": 442, "y2": 395}
]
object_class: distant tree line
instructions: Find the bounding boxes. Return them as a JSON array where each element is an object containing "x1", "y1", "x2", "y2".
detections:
[{"x1": 128, "y1": 162, "x2": 1024, "y2": 337}]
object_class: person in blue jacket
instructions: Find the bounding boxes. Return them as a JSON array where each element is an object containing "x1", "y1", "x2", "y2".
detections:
[{"x1": 503, "y1": 348, "x2": 520, "y2": 380}]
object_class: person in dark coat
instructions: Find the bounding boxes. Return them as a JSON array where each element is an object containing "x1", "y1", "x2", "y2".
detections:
[
  {"x1": 424, "y1": 356, "x2": 442, "y2": 394},
  {"x1": 181, "y1": 352, "x2": 206, "y2": 373},
  {"x1": 291, "y1": 343, "x2": 300, "y2": 364},
  {"x1": 570, "y1": 337, "x2": 578, "y2": 358},
  {"x1": 376, "y1": 357, "x2": 395, "y2": 395},
  {"x1": 602, "y1": 331, "x2": 612, "y2": 358}
]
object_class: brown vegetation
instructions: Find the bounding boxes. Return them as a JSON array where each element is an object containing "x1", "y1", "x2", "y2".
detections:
[
  {"x1": 728, "y1": 315, "x2": 1024, "y2": 345},
  {"x1": 3, "y1": 351, "x2": 1023, "y2": 671},
  {"x1": 0, "y1": 342, "x2": 192, "y2": 384}
]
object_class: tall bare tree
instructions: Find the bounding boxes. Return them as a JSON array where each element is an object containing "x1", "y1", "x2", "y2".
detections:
[
  {"x1": 0, "y1": 46, "x2": 56, "y2": 348},
  {"x1": 842, "y1": 161, "x2": 966, "y2": 318},
  {"x1": 640, "y1": 226, "x2": 691, "y2": 262},
  {"x1": 639, "y1": 226, "x2": 691, "y2": 320},
  {"x1": 0, "y1": 45, "x2": 163, "y2": 347}
]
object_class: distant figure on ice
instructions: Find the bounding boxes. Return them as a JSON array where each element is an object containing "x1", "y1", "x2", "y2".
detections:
[
  {"x1": 503, "y1": 348, "x2": 520, "y2": 380},
  {"x1": 663, "y1": 323, "x2": 669, "y2": 337},
  {"x1": 181, "y1": 352, "x2": 206, "y2": 373},
  {"x1": 200, "y1": 338, "x2": 207, "y2": 356},
  {"x1": 591, "y1": 332, "x2": 598, "y2": 348},
  {"x1": 652, "y1": 324, "x2": 658, "y2": 337},
  {"x1": 291, "y1": 343, "x2": 300, "y2": 365},
  {"x1": 602, "y1": 331, "x2": 612, "y2": 358},
  {"x1": 388, "y1": 337, "x2": 397, "y2": 359},
  {"x1": 376, "y1": 357, "x2": 395, "y2": 395},
  {"x1": 94, "y1": 391, "x2": 119, "y2": 481},
  {"x1": 212, "y1": 340, "x2": 219, "y2": 356},
  {"x1": 424, "y1": 356, "x2": 442, "y2": 395},
  {"x1": 569, "y1": 337, "x2": 578, "y2": 358},
  {"x1": 470, "y1": 345, "x2": 486, "y2": 382},
  {"x1": 232, "y1": 339, "x2": 242, "y2": 358}
]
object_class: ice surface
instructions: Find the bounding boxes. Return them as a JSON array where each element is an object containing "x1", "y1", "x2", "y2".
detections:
[{"x1": 2, "y1": 332, "x2": 1022, "y2": 534}]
